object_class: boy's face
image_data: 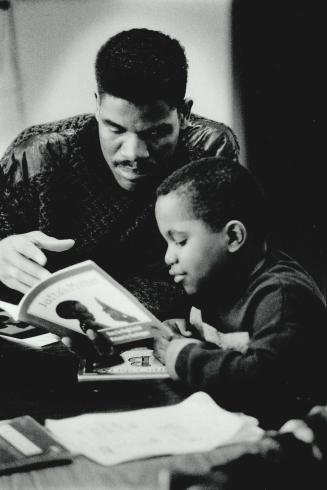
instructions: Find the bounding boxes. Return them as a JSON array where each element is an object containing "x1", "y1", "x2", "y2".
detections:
[
  {"x1": 155, "y1": 192, "x2": 229, "y2": 298},
  {"x1": 96, "y1": 94, "x2": 187, "y2": 192}
]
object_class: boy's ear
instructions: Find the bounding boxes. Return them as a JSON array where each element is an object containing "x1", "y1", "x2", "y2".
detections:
[
  {"x1": 179, "y1": 98, "x2": 193, "y2": 128},
  {"x1": 225, "y1": 220, "x2": 247, "y2": 253}
]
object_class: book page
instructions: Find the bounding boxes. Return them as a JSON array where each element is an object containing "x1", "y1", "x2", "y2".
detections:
[
  {"x1": 46, "y1": 392, "x2": 263, "y2": 466},
  {"x1": 0, "y1": 301, "x2": 19, "y2": 321}
]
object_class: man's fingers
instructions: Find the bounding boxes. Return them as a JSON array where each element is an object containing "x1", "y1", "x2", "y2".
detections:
[
  {"x1": 8, "y1": 249, "x2": 51, "y2": 282},
  {"x1": 280, "y1": 419, "x2": 314, "y2": 444},
  {"x1": 26, "y1": 232, "x2": 75, "y2": 253},
  {"x1": 12, "y1": 235, "x2": 48, "y2": 266},
  {"x1": 61, "y1": 336, "x2": 73, "y2": 349},
  {"x1": 86, "y1": 329, "x2": 114, "y2": 358},
  {"x1": 4, "y1": 278, "x2": 30, "y2": 295}
]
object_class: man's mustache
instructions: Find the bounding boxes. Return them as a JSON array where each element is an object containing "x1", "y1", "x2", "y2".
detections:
[{"x1": 115, "y1": 159, "x2": 155, "y2": 172}]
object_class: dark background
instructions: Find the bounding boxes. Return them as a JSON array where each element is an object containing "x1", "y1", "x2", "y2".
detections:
[{"x1": 232, "y1": 0, "x2": 325, "y2": 295}]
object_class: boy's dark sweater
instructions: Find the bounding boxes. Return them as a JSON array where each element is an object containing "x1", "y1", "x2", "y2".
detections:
[{"x1": 174, "y1": 249, "x2": 327, "y2": 428}]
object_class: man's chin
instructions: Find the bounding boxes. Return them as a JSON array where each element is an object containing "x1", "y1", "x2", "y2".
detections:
[{"x1": 115, "y1": 174, "x2": 157, "y2": 192}]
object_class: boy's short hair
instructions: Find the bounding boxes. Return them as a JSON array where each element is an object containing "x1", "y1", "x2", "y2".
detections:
[
  {"x1": 156, "y1": 157, "x2": 269, "y2": 243},
  {"x1": 95, "y1": 28, "x2": 188, "y2": 107}
]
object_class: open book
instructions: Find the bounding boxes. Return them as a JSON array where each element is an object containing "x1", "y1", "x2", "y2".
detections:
[
  {"x1": 0, "y1": 260, "x2": 161, "y2": 350},
  {"x1": 78, "y1": 347, "x2": 169, "y2": 381}
]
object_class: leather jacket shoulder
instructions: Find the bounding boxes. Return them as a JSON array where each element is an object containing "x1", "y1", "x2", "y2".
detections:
[
  {"x1": 182, "y1": 113, "x2": 240, "y2": 161},
  {"x1": 0, "y1": 112, "x2": 239, "y2": 186},
  {"x1": 0, "y1": 114, "x2": 95, "y2": 186}
]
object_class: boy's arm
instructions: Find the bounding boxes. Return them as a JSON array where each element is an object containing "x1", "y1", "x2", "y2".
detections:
[{"x1": 161, "y1": 282, "x2": 327, "y2": 426}]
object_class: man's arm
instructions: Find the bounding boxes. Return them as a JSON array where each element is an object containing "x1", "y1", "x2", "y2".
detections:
[{"x1": 0, "y1": 135, "x2": 74, "y2": 295}]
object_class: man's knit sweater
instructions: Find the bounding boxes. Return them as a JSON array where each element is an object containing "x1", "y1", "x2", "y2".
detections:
[{"x1": 0, "y1": 113, "x2": 239, "y2": 319}]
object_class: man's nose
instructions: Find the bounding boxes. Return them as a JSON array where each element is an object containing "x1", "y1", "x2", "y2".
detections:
[{"x1": 121, "y1": 133, "x2": 149, "y2": 160}]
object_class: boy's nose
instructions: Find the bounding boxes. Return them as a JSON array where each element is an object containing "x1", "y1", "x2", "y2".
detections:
[
  {"x1": 165, "y1": 246, "x2": 177, "y2": 266},
  {"x1": 121, "y1": 133, "x2": 149, "y2": 161}
]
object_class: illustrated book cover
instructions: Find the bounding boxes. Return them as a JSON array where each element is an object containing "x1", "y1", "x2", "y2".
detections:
[{"x1": 0, "y1": 260, "x2": 161, "y2": 350}]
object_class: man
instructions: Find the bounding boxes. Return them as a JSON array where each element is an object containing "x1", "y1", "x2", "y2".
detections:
[{"x1": 0, "y1": 28, "x2": 239, "y2": 320}]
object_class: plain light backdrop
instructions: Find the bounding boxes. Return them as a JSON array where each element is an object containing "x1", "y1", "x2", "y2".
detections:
[{"x1": 0, "y1": 0, "x2": 245, "y2": 161}]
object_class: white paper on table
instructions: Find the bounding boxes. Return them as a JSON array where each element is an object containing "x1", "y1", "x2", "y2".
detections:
[
  {"x1": 0, "y1": 332, "x2": 58, "y2": 348},
  {"x1": 46, "y1": 392, "x2": 263, "y2": 466}
]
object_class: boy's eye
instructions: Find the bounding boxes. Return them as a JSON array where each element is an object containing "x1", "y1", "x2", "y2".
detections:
[{"x1": 175, "y1": 239, "x2": 187, "y2": 247}]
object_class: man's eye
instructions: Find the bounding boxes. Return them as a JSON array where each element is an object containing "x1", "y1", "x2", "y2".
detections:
[
  {"x1": 145, "y1": 128, "x2": 169, "y2": 139},
  {"x1": 176, "y1": 239, "x2": 187, "y2": 247},
  {"x1": 105, "y1": 123, "x2": 124, "y2": 134}
]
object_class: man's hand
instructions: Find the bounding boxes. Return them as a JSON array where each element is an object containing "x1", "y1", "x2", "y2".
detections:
[
  {"x1": 0, "y1": 231, "x2": 75, "y2": 294},
  {"x1": 61, "y1": 329, "x2": 122, "y2": 367}
]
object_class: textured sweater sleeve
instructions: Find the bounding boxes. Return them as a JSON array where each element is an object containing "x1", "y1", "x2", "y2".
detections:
[
  {"x1": 172, "y1": 281, "x2": 327, "y2": 424},
  {"x1": 0, "y1": 132, "x2": 69, "y2": 240}
]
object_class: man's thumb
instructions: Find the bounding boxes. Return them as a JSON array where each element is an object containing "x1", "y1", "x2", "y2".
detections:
[{"x1": 36, "y1": 237, "x2": 75, "y2": 252}]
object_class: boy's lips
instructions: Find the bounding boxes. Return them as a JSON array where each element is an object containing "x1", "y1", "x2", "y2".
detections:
[
  {"x1": 169, "y1": 271, "x2": 186, "y2": 284},
  {"x1": 173, "y1": 275, "x2": 186, "y2": 284}
]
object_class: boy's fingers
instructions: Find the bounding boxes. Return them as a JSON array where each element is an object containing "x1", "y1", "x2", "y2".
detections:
[
  {"x1": 164, "y1": 319, "x2": 192, "y2": 337},
  {"x1": 152, "y1": 323, "x2": 173, "y2": 340}
]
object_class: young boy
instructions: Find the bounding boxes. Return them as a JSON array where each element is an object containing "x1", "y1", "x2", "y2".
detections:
[{"x1": 154, "y1": 156, "x2": 327, "y2": 428}]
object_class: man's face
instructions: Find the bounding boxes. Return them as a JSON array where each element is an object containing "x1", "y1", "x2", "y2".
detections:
[
  {"x1": 96, "y1": 94, "x2": 184, "y2": 191},
  {"x1": 155, "y1": 192, "x2": 229, "y2": 298}
]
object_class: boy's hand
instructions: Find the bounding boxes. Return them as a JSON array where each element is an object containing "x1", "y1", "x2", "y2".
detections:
[
  {"x1": 152, "y1": 318, "x2": 193, "y2": 365},
  {"x1": 161, "y1": 318, "x2": 193, "y2": 338},
  {"x1": 153, "y1": 335, "x2": 171, "y2": 365}
]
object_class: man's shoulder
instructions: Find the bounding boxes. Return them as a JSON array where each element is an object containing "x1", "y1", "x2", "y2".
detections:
[
  {"x1": 1, "y1": 114, "x2": 96, "y2": 180},
  {"x1": 180, "y1": 113, "x2": 240, "y2": 162}
]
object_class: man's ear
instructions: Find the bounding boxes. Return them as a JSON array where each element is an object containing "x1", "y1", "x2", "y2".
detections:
[
  {"x1": 94, "y1": 92, "x2": 100, "y2": 121},
  {"x1": 225, "y1": 220, "x2": 247, "y2": 253},
  {"x1": 179, "y1": 98, "x2": 193, "y2": 128}
]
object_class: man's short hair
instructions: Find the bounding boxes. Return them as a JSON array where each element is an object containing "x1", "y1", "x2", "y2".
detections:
[
  {"x1": 156, "y1": 156, "x2": 269, "y2": 242},
  {"x1": 95, "y1": 28, "x2": 188, "y2": 107}
]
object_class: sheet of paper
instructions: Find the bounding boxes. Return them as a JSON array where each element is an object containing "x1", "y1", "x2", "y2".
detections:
[
  {"x1": 19, "y1": 332, "x2": 59, "y2": 347},
  {"x1": 0, "y1": 332, "x2": 58, "y2": 348},
  {"x1": 46, "y1": 392, "x2": 263, "y2": 466}
]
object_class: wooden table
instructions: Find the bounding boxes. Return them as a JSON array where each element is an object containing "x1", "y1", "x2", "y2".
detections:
[{"x1": 0, "y1": 372, "x2": 252, "y2": 490}]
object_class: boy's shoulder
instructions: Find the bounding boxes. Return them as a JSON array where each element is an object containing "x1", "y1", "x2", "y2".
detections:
[{"x1": 251, "y1": 248, "x2": 326, "y2": 307}]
